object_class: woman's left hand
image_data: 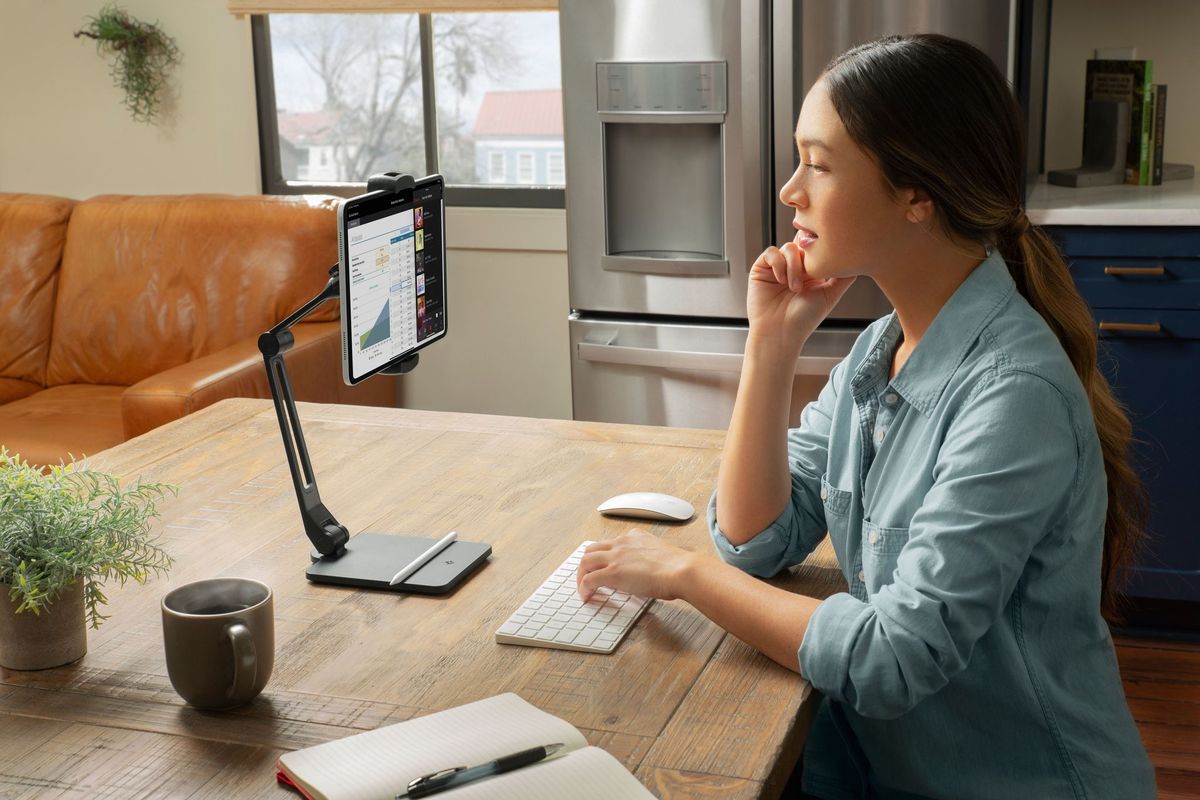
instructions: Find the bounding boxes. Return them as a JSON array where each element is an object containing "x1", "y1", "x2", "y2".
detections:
[{"x1": 576, "y1": 531, "x2": 697, "y2": 603}]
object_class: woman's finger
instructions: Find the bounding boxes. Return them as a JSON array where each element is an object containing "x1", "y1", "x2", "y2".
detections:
[
  {"x1": 765, "y1": 247, "x2": 788, "y2": 287},
  {"x1": 781, "y1": 242, "x2": 806, "y2": 291},
  {"x1": 578, "y1": 565, "x2": 618, "y2": 602},
  {"x1": 751, "y1": 246, "x2": 786, "y2": 287}
]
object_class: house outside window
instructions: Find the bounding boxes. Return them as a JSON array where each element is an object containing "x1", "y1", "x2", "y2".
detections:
[
  {"x1": 489, "y1": 151, "x2": 506, "y2": 182},
  {"x1": 547, "y1": 151, "x2": 565, "y2": 185},
  {"x1": 473, "y1": 90, "x2": 563, "y2": 188},
  {"x1": 254, "y1": 12, "x2": 564, "y2": 207},
  {"x1": 517, "y1": 152, "x2": 535, "y2": 184}
]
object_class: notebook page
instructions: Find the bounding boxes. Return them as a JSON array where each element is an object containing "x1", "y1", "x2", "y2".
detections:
[
  {"x1": 277, "y1": 693, "x2": 589, "y2": 800},
  {"x1": 443, "y1": 746, "x2": 654, "y2": 800}
]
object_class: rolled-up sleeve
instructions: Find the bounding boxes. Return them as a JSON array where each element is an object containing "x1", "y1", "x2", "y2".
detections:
[
  {"x1": 709, "y1": 358, "x2": 847, "y2": 577},
  {"x1": 799, "y1": 371, "x2": 1079, "y2": 719}
]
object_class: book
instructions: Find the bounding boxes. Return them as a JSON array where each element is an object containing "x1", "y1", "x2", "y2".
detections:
[
  {"x1": 1150, "y1": 84, "x2": 1167, "y2": 185},
  {"x1": 274, "y1": 693, "x2": 655, "y2": 800},
  {"x1": 1083, "y1": 59, "x2": 1153, "y2": 185}
]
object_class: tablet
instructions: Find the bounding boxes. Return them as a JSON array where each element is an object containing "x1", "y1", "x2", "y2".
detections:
[{"x1": 338, "y1": 174, "x2": 447, "y2": 385}]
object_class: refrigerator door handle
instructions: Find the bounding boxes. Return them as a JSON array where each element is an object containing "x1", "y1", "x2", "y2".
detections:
[{"x1": 577, "y1": 341, "x2": 839, "y2": 376}]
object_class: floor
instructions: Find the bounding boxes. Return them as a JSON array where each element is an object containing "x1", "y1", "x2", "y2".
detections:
[{"x1": 1115, "y1": 634, "x2": 1200, "y2": 799}]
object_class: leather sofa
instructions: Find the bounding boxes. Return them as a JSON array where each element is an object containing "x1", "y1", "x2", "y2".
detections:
[{"x1": 0, "y1": 192, "x2": 394, "y2": 467}]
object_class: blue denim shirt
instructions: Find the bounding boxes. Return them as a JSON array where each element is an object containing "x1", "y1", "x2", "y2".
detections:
[{"x1": 709, "y1": 251, "x2": 1155, "y2": 799}]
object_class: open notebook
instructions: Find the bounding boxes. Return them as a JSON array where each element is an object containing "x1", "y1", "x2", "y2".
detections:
[{"x1": 275, "y1": 693, "x2": 654, "y2": 800}]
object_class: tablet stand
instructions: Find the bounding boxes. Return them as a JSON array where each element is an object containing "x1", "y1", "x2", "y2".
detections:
[{"x1": 257, "y1": 172, "x2": 490, "y2": 594}]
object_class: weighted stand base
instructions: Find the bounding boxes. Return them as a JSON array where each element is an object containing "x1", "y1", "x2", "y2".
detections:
[{"x1": 306, "y1": 533, "x2": 491, "y2": 594}]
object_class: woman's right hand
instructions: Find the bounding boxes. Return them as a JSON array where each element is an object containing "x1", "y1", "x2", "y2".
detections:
[{"x1": 748, "y1": 240, "x2": 856, "y2": 352}]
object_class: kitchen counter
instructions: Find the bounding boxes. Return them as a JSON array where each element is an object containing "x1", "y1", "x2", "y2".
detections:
[{"x1": 1027, "y1": 175, "x2": 1200, "y2": 226}]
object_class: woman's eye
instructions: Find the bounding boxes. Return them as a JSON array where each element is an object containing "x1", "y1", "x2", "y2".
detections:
[{"x1": 801, "y1": 162, "x2": 826, "y2": 173}]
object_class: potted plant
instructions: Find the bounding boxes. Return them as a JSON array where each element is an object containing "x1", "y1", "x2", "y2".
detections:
[
  {"x1": 0, "y1": 449, "x2": 176, "y2": 670},
  {"x1": 73, "y1": 4, "x2": 180, "y2": 124}
]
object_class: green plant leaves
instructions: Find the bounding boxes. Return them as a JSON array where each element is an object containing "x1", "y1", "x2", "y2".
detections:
[
  {"x1": 74, "y1": 4, "x2": 180, "y2": 124},
  {"x1": 0, "y1": 448, "x2": 177, "y2": 628}
]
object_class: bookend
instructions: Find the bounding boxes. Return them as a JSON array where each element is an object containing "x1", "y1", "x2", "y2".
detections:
[
  {"x1": 257, "y1": 172, "x2": 491, "y2": 594},
  {"x1": 1047, "y1": 99, "x2": 1129, "y2": 187}
]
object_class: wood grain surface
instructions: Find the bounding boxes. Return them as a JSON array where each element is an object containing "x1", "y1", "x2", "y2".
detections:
[{"x1": 0, "y1": 399, "x2": 846, "y2": 799}]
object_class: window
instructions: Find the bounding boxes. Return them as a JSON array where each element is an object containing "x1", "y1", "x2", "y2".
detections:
[
  {"x1": 253, "y1": 12, "x2": 564, "y2": 207},
  {"x1": 488, "y1": 151, "x2": 506, "y2": 183},
  {"x1": 517, "y1": 152, "x2": 535, "y2": 184},
  {"x1": 547, "y1": 151, "x2": 565, "y2": 185}
]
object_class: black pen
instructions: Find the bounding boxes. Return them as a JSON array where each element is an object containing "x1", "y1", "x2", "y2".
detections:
[{"x1": 398, "y1": 743, "x2": 565, "y2": 799}]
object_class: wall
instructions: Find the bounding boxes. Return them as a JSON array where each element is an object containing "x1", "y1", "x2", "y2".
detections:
[
  {"x1": 407, "y1": 208, "x2": 572, "y2": 421},
  {"x1": 0, "y1": 0, "x2": 261, "y2": 197},
  {"x1": 1043, "y1": 0, "x2": 1200, "y2": 174},
  {"x1": 0, "y1": 0, "x2": 573, "y2": 421}
]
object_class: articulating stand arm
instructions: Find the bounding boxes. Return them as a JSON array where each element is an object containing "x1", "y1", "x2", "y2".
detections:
[{"x1": 258, "y1": 265, "x2": 348, "y2": 558}]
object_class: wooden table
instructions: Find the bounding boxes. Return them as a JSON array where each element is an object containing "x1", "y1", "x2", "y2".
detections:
[{"x1": 0, "y1": 399, "x2": 846, "y2": 799}]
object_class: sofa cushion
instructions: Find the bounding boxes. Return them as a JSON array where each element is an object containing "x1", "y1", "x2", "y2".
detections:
[
  {"x1": 0, "y1": 384, "x2": 126, "y2": 467},
  {"x1": 0, "y1": 378, "x2": 41, "y2": 405},
  {"x1": 46, "y1": 194, "x2": 340, "y2": 388},
  {"x1": 0, "y1": 193, "x2": 74, "y2": 387}
]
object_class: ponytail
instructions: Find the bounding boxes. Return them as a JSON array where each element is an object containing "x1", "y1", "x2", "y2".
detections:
[{"x1": 1001, "y1": 222, "x2": 1147, "y2": 622}]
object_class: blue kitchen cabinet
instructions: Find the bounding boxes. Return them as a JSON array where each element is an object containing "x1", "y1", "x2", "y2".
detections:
[{"x1": 1045, "y1": 226, "x2": 1200, "y2": 603}]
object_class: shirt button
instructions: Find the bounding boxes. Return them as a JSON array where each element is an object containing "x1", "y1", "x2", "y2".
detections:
[
  {"x1": 857, "y1": 570, "x2": 866, "y2": 583},
  {"x1": 875, "y1": 429, "x2": 886, "y2": 444},
  {"x1": 820, "y1": 486, "x2": 828, "y2": 501},
  {"x1": 884, "y1": 392, "x2": 898, "y2": 406},
  {"x1": 868, "y1": 530, "x2": 878, "y2": 545}
]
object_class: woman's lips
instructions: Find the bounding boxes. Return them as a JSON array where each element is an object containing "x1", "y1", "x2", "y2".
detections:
[{"x1": 793, "y1": 224, "x2": 818, "y2": 248}]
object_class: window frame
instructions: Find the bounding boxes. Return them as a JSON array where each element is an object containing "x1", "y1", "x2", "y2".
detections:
[{"x1": 251, "y1": 15, "x2": 565, "y2": 208}]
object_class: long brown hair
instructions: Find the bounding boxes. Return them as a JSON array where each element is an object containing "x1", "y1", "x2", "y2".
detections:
[{"x1": 822, "y1": 34, "x2": 1145, "y2": 622}]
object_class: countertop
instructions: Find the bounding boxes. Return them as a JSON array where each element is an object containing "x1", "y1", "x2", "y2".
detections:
[{"x1": 1027, "y1": 175, "x2": 1200, "y2": 226}]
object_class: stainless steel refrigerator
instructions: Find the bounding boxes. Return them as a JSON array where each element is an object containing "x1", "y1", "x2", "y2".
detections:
[{"x1": 562, "y1": 0, "x2": 1049, "y2": 429}]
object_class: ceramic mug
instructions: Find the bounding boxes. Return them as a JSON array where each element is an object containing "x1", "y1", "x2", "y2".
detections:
[{"x1": 161, "y1": 577, "x2": 273, "y2": 710}]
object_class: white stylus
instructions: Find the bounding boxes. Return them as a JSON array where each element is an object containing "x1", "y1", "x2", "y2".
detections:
[{"x1": 388, "y1": 531, "x2": 458, "y2": 586}]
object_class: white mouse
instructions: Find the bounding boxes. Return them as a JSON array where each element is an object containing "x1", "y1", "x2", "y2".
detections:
[{"x1": 596, "y1": 492, "x2": 695, "y2": 522}]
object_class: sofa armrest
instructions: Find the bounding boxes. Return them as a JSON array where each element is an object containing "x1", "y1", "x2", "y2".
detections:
[{"x1": 122, "y1": 321, "x2": 396, "y2": 440}]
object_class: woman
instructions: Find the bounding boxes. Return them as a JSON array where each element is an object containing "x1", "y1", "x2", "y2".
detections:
[{"x1": 576, "y1": 34, "x2": 1155, "y2": 799}]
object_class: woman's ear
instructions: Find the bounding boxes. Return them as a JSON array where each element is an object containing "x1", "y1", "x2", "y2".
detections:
[{"x1": 903, "y1": 187, "x2": 935, "y2": 225}]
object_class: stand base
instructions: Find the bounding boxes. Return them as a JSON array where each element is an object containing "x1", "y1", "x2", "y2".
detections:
[{"x1": 306, "y1": 533, "x2": 491, "y2": 594}]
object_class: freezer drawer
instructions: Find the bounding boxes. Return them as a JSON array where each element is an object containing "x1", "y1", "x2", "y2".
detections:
[{"x1": 570, "y1": 315, "x2": 862, "y2": 430}]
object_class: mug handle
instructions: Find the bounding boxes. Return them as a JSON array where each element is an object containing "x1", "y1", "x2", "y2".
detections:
[{"x1": 225, "y1": 622, "x2": 258, "y2": 701}]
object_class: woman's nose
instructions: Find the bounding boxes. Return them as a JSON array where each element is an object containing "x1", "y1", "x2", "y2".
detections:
[{"x1": 779, "y1": 169, "x2": 807, "y2": 208}]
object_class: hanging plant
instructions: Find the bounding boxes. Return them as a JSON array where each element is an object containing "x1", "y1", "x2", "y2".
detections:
[{"x1": 74, "y1": 4, "x2": 180, "y2": 124}]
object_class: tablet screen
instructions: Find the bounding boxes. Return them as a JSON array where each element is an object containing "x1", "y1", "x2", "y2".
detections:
[{"x1": 339, "y1": 176, "x2": 447, "y2": 384}]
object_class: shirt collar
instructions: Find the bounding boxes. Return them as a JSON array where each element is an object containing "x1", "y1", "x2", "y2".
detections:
[{"x1": 853, "y1": 249, "x2": 1016, "y2": 417}]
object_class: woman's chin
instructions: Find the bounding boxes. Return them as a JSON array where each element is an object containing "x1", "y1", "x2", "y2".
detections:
[{"x1": 800, "y1": 257, "x2": 836, "y2": 280}]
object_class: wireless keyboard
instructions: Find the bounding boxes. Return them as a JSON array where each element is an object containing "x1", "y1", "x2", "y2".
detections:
[{"x1": 495, "y1": 541, "x2": 652, "y2": 654}]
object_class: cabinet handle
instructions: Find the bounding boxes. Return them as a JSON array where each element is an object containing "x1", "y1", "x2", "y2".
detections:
[
  {"x1": 1103, "y1": 265, "x2": 1165, "y2": 276},
  {"x1": 1098, "y1": 321, "x2": 1162, "y2": 333}
]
